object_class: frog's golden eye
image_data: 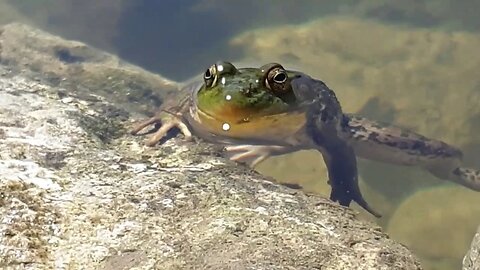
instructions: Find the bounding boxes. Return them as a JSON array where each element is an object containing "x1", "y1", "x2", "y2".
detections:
[
  {"x1": 263, "y1": 63, "x2": 290, "y2": 93},
  {"x1": 271, "y1": 69, "x2": 287, "y2": 84},
  {"x1": 204, "y1": 65, "x2": 217, "y2": 87}
]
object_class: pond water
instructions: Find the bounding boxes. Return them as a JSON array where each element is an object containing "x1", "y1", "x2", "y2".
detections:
[{"x1": 1, "y1": 1, "x2": 479, "y2": 269}]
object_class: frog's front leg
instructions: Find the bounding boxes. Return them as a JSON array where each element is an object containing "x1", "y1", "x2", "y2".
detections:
[
  {"x1": 130, "y1": 110, "x2": 192, "y2": 146},
  {"x1": 130, "y1": 83, "x2": 197, "y2": 146}
]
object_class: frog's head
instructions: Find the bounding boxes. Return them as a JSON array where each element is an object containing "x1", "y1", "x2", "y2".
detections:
[
  {"x1": 194, "y1": 61, "x2": 327, "y2": 142},
  {"x1": 197, "y1": 61, "x2": 303, "y2": 117}
]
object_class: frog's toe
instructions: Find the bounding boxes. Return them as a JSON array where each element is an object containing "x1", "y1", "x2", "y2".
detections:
[
  {"x1": 177, "y1": 121, "x2": 192, "y2": 141},
  {"x1": 225, "y1": 145, "x2": 289, "y2": 167},
  {"x1": 228, "y1": 150, "x2": 269, "y2": 167},
  {"x1": 130, "y1": 116, "x2": 162, "y2": 135},
  {"x1": 250, "y1": 155, "x2": 270, "y2": 168},
  {"x1": 146, "y1": 121, "x2": 176, "y2": 146},
  {"x1": 225, "y1": 145, "x2": 268, "y2": 166},
  {"x1": 145, "y1": 119, "x2": 192, "y2": 146}
]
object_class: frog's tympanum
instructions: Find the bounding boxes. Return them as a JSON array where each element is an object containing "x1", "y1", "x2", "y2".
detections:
[{"x1": 131, "y1": 61, "x2": 480, "y2": 217}]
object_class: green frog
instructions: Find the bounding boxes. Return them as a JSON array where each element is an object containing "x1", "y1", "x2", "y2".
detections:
[{"x1": 131, "y1": 61, "x2": 480, "y2": 217}]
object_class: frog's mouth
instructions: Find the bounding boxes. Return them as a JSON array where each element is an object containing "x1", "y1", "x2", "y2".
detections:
[{"x1": 193, "y1": 106, "x2": 307, "y2": 142}]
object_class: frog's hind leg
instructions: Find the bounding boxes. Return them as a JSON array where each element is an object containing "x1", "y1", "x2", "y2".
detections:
[
  {"x1": 320, "y1": 144, "x2": 382, "y2": 218},
  {"x1": 450, "y1": 167, "x2": 480, "y2": 191}
]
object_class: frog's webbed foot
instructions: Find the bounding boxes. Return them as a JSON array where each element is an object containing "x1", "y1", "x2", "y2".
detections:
[
  {"x1": 130, "y1": 110, "x2": 192, "y2": 146},
  {"x1": 224, "y1": 144, "x2": 293, "y2": 167},
  {"x1": 450, "y1": 167, "x2": 480, "y2": 191}
]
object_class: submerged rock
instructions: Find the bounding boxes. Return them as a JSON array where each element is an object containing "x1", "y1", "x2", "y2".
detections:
[
  {"x1": 0, "y1": 23, "x2": 422, "y2": 269},
  {"x1": 464, "y1": 226, "x2": 480, "y2": 270},
  {"x1": 386, "y1": 186, "x2": 480, "y2": 269}
]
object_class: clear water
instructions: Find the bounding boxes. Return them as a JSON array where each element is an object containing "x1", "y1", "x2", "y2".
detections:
[{"x1": 2, "y1": 1, "x2": 479, "y2": 269}]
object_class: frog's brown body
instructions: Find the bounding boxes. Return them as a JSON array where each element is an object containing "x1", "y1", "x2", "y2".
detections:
[{"x1": 131, "y1": 61, "x2": 480, "y2": 217}]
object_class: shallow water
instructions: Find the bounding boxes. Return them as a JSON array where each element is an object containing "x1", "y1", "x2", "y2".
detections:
[{"x1": 1, "y1": 1, "x2": 479, "y2": 269}]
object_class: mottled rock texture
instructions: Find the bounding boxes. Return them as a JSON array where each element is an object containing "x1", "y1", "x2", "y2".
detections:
[{"x1": 464, "y1": 226, "x2": 480, "y2": 270}]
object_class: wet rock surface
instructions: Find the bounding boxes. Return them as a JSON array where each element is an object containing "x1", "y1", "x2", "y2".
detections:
[
  {"x1": 0, "y1": 23, "x2": 422, "y2": 269},
  {"x1": 464, "y1": 226, "x2": 480, "y2": 270}
]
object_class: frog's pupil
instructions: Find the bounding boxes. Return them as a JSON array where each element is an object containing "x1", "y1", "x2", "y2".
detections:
[{"x1": 273, "y1": 72, "x2": 287, "y2": 83}]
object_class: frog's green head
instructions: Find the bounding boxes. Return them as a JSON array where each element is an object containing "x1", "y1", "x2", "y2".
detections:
[
  {"x1": 195, "y1": 61, "x2": 310, "y2": 141},
  {"x1": 197, "y1": 61, "x2": 304, "y2": 115}
]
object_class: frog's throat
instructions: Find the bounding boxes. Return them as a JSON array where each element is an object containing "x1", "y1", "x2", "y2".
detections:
[{"x1": 192, "y1": 107, "x2": 307, "y2": 143}]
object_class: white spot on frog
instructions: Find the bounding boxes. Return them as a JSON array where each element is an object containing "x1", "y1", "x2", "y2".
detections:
[
  {"x1": 217, "y1": 65, "x2": 224, "y2": 72},
  {"x1": 225, "y1": 94, "x2": 232, "y2": 101},
  {"x1": 222, "y1": 123, "x2": 230, "y2": 131},
  {"x1": 221, "y1": 77, "x2": 226, "y2": 85}
]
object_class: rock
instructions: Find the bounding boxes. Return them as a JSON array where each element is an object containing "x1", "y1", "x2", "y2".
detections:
[
  {"x1": 257, "y1": 151, "x2": 396, "y2": 223},
  {"x1": 464, "y1": 226, "x2": 480, "y2": 270},
  {"x1": 0, "y1": 23, "x2": 422, "y2": 269},
  {"x1": 387, "y1": 186, "x2": 480, "y2": 269}
]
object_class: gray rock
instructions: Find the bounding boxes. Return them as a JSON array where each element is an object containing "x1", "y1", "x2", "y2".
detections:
[
  {"x1": 0, "y1": 23, "x2": 422, "y2": 270},
  {"x1": 464, "y1": 226, "x2": 480, "y2": 270}
]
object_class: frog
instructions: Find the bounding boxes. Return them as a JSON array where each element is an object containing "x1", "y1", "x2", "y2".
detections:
[{"x1": 130, "y1": 61, "x2": 480, "y2": 218}]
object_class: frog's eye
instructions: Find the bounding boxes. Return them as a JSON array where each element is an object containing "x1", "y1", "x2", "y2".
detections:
[
  {"x1": 271, "y1": 69, "x2": 287, "y2": 84},
  {"x1": 215, "y1": 61, "x2": 238, "y2": 75},
  {"x1": 264, "y1": 64, "x2": 290, "y2": 93},
  {"x1": 204, "y1": 65, "x2": 217, "y2": 87}
]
